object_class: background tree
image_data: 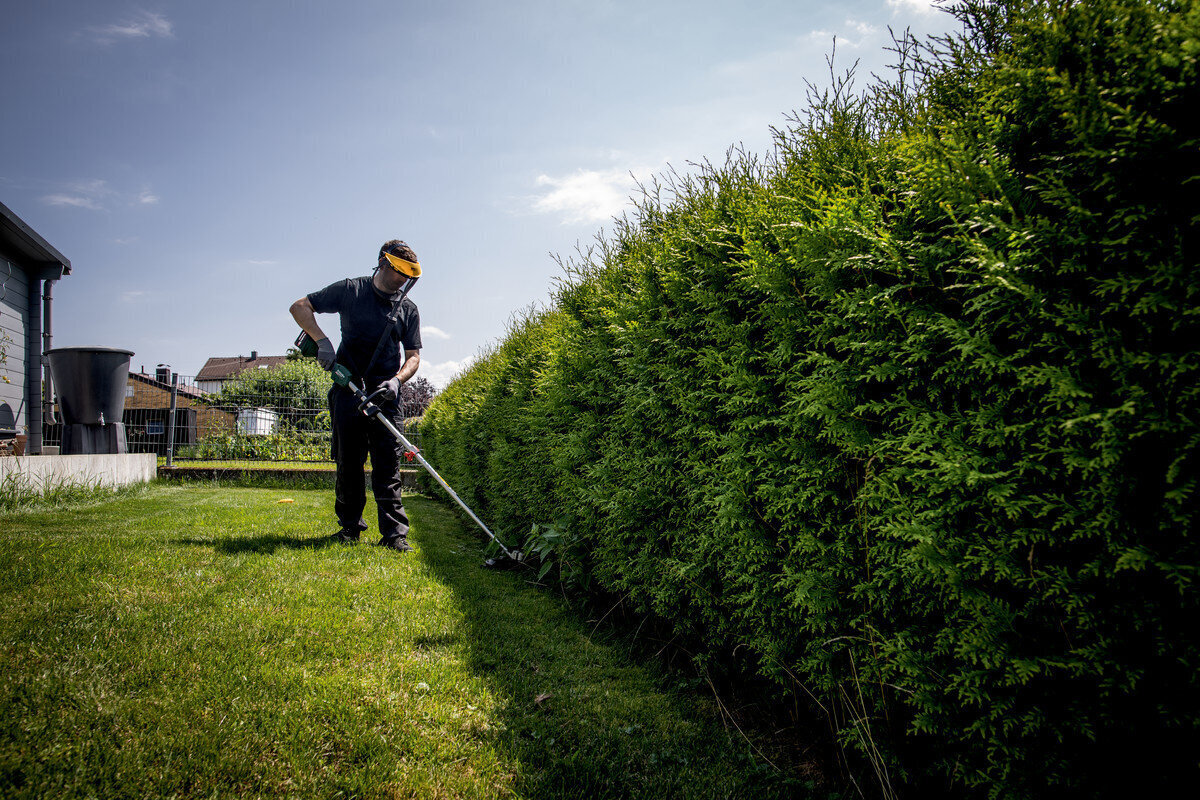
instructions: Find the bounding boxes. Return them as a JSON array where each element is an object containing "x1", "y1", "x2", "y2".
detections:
[
  {"x1": 213, "y1": 359, "x2": 435, "y2": 429},
  {"x1": 400, "y1": 376, "x2": 435, "y2": 418},
  {"x1": 210, "y1": 359, "x2": 330, "y2": 430}
]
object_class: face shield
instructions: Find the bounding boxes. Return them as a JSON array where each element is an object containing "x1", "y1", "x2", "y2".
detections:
[
  {"x1": 376, "y1": 250, "x2": 420, "y2": 297},
  {"x1": 382, "y1": 251, "x2": 421, "y2": 278}
]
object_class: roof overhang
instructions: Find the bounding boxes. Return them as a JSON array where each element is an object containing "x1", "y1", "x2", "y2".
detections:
[{"x1": 0, "y1": 200, "x2": 72, "y2": 279}]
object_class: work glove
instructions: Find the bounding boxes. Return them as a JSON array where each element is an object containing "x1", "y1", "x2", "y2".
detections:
[
  {"x1": 315, "y1": 337, "x2": 336, "y2": 370},
  {"x1": 380, "y1": 376, "x2": 402, "y2": 402}
]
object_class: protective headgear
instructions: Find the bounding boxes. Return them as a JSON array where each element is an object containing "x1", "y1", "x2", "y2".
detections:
[{"x1": 379, "y1": 241, "x2": 422, "y2": 278}]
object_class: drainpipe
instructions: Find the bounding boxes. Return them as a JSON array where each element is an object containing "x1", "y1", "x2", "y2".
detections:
[
  {"x1": 26, "y1": 275, "x2": 42, "y2": 455},
  {"x1": 42, "y1": 278, "x2": 56, "y2": 423}
]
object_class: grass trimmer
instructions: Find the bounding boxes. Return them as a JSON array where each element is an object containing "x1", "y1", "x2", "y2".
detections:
[{"x1": 295, "y1": 331, "x2": 521, "y2": 567}]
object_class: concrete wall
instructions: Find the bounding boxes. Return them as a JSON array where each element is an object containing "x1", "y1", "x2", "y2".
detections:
[{"x1": 0, "y1": 453, "x2": 157, "y2": 491}]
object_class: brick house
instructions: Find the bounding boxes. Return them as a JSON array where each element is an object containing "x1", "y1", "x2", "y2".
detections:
[
  {"x1": 122, "y1": 369, "x2": 235, "y2": 455},
  {"x1": 195, "y1": 351, "x2": 289, "y2": 394}
]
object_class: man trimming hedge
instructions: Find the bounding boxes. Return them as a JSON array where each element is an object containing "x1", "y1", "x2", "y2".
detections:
[{"x1": 289, "y1": 240, "x2": 423, "y2": 552}]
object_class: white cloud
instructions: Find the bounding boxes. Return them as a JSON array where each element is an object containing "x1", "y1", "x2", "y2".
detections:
[
  {"x1": 246, "y1": 259, "x2": 278, "y2": 266},
  {"x1": 43, "y1": 193, "x2": 103, "y2": 210},
  {"x1": 41, "y1": 179, "x2": 111, "y2": 210},
  {"x1": 421, "y1": 326, "x2": 451, "y2": 341},
  {"x1": 88, "y1": 11, "x2": 174, "y2": 44},
  {"x1": 806, "y1": 18, "x2": 882, "y2": 50},
  {"x1": 530, "y1": 168, "x2": 641, "y2": 225},
  {"x1": 886, "y1": 0, "x2": 941, "y2": 16},
  {"x1": 713, "y1": 19, "x2": 883, "y2": 98},
  {"x1": 40, "y1": 179, "x2": 159, "y2": 211},
  {"x1": 848, "y1": 19, "x2": 881, "y2": 37},
  {"x1": 419, "y1": 358, "x2": 475, "y2": 392}
]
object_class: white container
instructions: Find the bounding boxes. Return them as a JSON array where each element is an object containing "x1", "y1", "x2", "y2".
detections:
[{"x1": 236, "y1": 407, "x2": 278, "y2": 435}]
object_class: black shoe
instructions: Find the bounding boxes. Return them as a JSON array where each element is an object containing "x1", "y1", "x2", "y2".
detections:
[
  {"x1": 376, "y1": 538, "x2": 413, "y2": 553},
  {"x1": 332, "y1": 529, "x2": 360, "y2": 544}
]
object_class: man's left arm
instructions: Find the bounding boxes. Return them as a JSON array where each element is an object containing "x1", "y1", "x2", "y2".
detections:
[
  {"x1": 396, "y1": 349, "x2": 420, "y2": 383},
  {"x1": 383, "y1": 303, "x2": 422, "y2": 399},
  {"x1": 382, "y1": 350, "x2": 420, "y2": 400}
]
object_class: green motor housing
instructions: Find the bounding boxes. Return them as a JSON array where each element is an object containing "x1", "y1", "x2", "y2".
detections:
[
  {"x1": 296, "y1": 331, "x2": 353, "y2": 388},
  {"x1": 330, "y1": 363, "x2": 353, "y2": 388}
]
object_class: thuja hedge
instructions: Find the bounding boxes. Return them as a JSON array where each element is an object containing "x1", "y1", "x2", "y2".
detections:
[{"x1": 420, "y1": 1, "x2": 1199, "y2": 794}]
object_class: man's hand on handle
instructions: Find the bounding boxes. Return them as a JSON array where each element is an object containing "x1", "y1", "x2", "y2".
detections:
[
  {"x1": 380, "y1": 376, "x2": 402, "y2": 401},
  {"x1": 315, "y1": 338, "x2": 337, "y2": 370}
]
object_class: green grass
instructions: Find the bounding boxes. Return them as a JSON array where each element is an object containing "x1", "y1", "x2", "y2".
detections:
[
  {"x1": 0, "y1": 471, "x2": 153, "y2": 515},
  {"x1": 160, "y1": 459, "x2": 338, "y2": 470},
  {"x1": 0, "y1": 485, "x2": 818, "y2": 799}
]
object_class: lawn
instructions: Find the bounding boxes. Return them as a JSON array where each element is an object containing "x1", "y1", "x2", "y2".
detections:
[
  {"x1": 160, "y1": 459, "x2": 338, "y2": 470},
  {"x1": 0, "y1": 484, "x2": 816, "y2": 799}
]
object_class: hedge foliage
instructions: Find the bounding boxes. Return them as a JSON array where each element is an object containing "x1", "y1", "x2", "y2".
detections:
[{"x1": 420, "y1": 1, "x2": 1199, "y2": 795}]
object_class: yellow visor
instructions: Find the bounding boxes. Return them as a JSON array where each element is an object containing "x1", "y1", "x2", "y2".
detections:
[{"x1": 384, "y1": 251, "x2": 422, "y2": 277}]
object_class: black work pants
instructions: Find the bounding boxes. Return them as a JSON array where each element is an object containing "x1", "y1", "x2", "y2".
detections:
[{"x1": 329, "y1": 386, "x2": 410, "y2": 541}]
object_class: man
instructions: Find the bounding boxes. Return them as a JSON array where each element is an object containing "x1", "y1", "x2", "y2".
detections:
[{"x1": 289, "y1": 240, "x2": 423, "y2": 552}]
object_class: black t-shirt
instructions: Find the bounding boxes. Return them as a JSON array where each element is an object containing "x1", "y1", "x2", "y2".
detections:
[{"x1": 307, "y1": 276, "x2": 422, "y2": 385}]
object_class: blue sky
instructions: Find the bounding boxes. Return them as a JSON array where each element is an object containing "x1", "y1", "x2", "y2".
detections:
[{"x1": 1, "y1": 0, "x2": 955, "y2": 388}]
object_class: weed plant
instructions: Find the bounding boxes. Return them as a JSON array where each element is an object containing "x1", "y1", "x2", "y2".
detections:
[
  {"x1": 419, "y1": 1, "x2": 1200, "y2": 795},
  {"x1": 0, "y1": 471, "x2": 151, "y2": 515}
]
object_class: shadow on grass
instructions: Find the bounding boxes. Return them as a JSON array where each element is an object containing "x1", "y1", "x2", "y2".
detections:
[
  {"x1": 173, "y1": 534, "x2": 342, "y2": 554},
  {"x1": 411, "y1": 497, "x2": 815, "y2": 800}
]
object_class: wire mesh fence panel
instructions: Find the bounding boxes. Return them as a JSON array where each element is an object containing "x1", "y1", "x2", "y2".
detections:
[
  {"x1": 42, "y1": 367, "x2": 425, "y2": 465},
  {"x1": 170, "y1": 371, "x2": 331, "y2": 463}
]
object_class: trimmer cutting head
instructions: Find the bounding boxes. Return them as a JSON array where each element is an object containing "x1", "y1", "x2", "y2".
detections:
[{"x1": 483, "y1": 550, "x2": 525, "y2": 569}]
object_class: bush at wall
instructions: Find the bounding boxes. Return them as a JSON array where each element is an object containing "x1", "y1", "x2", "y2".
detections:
[
  {"x1": 420, "y1": 1, "x2": 1200, "y2": 795},
  {"x1": 178, "y1": 427, "x2": 328, "y2": 462}
]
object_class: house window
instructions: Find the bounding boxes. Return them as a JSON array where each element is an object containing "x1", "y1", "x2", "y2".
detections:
[
  {"x1": 126, "y1": 385, "x2": 135, "y2": 398},
  {"x1": 146, "y1": 421, "x2": 165, "y2": 436}
]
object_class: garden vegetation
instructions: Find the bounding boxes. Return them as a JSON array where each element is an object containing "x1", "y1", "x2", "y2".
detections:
[
  {"x1": 418, "y1": 1, "x2": 1200, "y2": 795},
  {"x1": 179, "y1": 360, "x2": 434, "y2": 462}
]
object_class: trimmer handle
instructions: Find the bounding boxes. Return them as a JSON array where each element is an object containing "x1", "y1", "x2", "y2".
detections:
[
  {"x1": 357, "y1": 386, "x2": 389, "y2": 418},
  {"x1": 295, "y1": 330, "x2": 319, "y2": 358}
]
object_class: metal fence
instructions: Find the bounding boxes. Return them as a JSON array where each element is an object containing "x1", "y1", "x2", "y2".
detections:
[{"x1": 41, "y1": 371, "x2": 423, "y2": 465}]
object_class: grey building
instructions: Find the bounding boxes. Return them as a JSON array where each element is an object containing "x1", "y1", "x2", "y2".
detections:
[{"x1": 1, "y1": 201, "x2": 71, "y2": 455}]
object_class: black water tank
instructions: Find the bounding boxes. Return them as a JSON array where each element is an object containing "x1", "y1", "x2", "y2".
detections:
[{"x1": 47, "y1": 347, "x2": 134, "y2": 425}]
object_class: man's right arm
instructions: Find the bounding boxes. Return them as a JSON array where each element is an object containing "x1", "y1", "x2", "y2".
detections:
[
  {"x1": 290, "y1": 296, "x2": 337, "y2": 369},
  {"x1": 289, "y1": 296, "x2": 327, "y2": 342}
]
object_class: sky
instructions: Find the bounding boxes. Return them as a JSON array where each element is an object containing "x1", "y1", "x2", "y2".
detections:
[{"x1": 1, "y1": 0, "x2": 957, "y2": 390}]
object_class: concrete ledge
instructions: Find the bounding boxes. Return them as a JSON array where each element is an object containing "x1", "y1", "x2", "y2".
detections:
[{"x1": 0, "y1": 453, "x2": 157, "y2": 491}]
